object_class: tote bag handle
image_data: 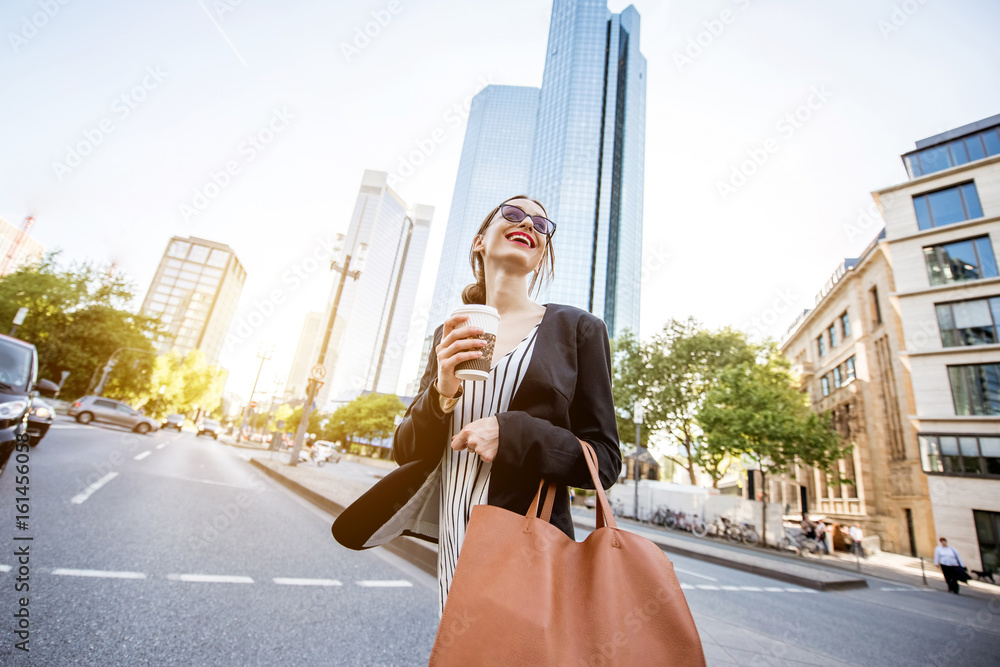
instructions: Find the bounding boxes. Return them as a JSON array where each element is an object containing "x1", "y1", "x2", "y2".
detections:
[{"x1": 525, "y1": 439, "x2": 618, "y2": 529}]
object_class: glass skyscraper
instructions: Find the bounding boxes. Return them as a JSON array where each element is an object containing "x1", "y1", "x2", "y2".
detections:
[
  {"x1": 423, "y1": 85, "x2": 540, "y2": 361},
  {"x1": 422, "y1": 1, "x2": 644, "y2": 361},
  {"x1": 530, "y1": 1, "x2": 646, "y2": 337}
]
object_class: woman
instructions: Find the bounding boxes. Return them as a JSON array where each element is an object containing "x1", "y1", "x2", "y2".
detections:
[{"x1": 332, "y1": 195, "x2": 622, "y2": 615}]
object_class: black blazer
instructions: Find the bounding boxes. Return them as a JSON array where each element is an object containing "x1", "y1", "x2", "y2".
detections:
[{"x1": 332, "y1": 303, "x2": 622, "y2": 549}]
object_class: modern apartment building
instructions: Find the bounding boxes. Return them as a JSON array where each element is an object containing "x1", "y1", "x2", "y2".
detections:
[
  {"x1": 781, "y1": 233, "x2": 934, "y2": 557},
  {"x1": 874, "y1": 115, "x2": 1000, "y2": 574},
  {"x1": 315, "y1": 170, "x2": 432, "y2": 407},
  {"x1": 529, "y1": 1, "x2": 646, "y2": 337},
  {"x1": 422, "y1": 85, "x2": 539, "y2": 368},
  {"x1": 284, "y1": 311, "x2": 322, "y2": 399},
  {"x1": 140, "y1": 236, "x2": 246, "y2": 366}
]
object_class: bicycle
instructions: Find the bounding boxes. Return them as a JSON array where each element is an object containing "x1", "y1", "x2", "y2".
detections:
[{"x1": 778, "y1": 528, "x2": 818, "y2": 555}]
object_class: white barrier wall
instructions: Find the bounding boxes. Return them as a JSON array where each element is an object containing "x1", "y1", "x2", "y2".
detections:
[{"x1": 606, "y1": 480, "x2": 784, "y2": 544}]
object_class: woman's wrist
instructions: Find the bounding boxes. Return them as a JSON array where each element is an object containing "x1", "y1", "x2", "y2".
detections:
[{"x1": 436, "y1": 377, "x2": 461, "y2": 399}]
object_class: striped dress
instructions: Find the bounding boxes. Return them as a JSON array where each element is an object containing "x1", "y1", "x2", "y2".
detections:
[{"x1": 437, "y1": 320, "x2": 542, "y2": 615}]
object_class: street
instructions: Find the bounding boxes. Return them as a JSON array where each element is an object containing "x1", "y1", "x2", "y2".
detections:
[{"x1": 1, "y1": 421, "x2": 998, "y2": 665}]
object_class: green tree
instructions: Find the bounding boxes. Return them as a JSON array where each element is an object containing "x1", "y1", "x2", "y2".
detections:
[
  {"x1": 697, "y1": 344, "x2": 848, "y2": 544},
  {"x1": 325, "y1": 393, "x2": 406, "y2": 455},
  {"x1": 615, "y1": 319, "x2": 755, "y2": 485},
  {"x1": 0, "y1": 253, "x2": 163, "y2": 399}
]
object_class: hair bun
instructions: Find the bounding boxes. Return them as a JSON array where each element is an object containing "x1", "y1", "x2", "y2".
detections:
[{"x1": 462, "y1": 282, "x2": 486, "y2": 305}]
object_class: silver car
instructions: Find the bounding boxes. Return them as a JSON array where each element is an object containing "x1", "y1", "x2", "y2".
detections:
[{"x1": 68, "y1": 396, "x2": 159, "y2": 434}]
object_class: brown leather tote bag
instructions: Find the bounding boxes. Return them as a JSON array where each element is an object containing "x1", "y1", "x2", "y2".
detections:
[{"x1": 429, "y1": 439, "x2": 705, "y2": 666}]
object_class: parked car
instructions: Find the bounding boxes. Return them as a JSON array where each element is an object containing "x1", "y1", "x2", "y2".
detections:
[
  {"x1": 67, "y1": 396, "x2": 159, "y2": 434},
  {"x1": 0, "y1": 333, "x2": 59, "y2": 473},
  {"x1": 162, "y1": 413, "x2": 185, "y2": 431},
  {"x1": 197, "y1": 418, "x2": 222, "y2": 439},
  {"x1": 313, "y1": 440, "x2": 342, "y2": 464},
  {"x1": 27, "y1": 397, "x2": 54, "y2": 446}
]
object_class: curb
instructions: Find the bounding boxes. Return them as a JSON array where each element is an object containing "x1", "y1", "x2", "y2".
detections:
[
  {"x1": 573, "y1": 519, "x2": 868, "y2": 591},
  {"x1": 249, "y1": 458, "x2": 437, "y2": 577}
]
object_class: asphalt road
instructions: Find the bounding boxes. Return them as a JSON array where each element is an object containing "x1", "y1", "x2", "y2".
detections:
[
  {"x1": 1, "y1": 421, "x2": 998, "y2": 666},
  {"x1": 0, "y1": 421, "x2": 439, "y2": 666}
]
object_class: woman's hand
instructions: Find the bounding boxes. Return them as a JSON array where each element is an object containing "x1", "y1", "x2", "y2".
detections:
[
  {"x1": 451, "y1": 416, "x2": 499, "y2": 463},
  {"x1": 436, "y1": 314, "x2": 487, "y2": 398}
]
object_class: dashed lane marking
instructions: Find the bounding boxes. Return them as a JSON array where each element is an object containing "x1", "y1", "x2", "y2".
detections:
[
  {"x1": 673, "y1": 567, "x2": 717, "y2": 581},
  {"x1": 134, "y1": 451, "x2": 152, "y2": 461},
  {"x1": 274, "y1": 578, "x2": 343, "y2": 586},
  {"x1": 70, "y1": 472, "x2": 119, "y2": 504},
  {"x1": 167, "y1": 574, "x2": 254, "y2": 584},
  {"x1": 684, "y1": 583, "x2": 819, "y2": 593},
  {"x1": 880, "y1": 586, "x2": 934, "y2": 592},
  {"x1": 356, "y1": 580, "x2": 413, "y2": 587},
  {"x1": 156, "y1": 443, "x2": 168, "y2": 450},
  {"x1": 52, "y1": 569, "x2": 146, "y2": 579}
]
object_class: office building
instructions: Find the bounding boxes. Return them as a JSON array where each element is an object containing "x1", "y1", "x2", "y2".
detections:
[
  {"x1": 529, "y1": 1, "x2": 646, "y2": 337},
  {"x1": 315, "y1": 170, "x2": 432, "y2": 407},
  {"x1": 285, "y1": 311, "x2": 322, "y2": 399},
  {"x1": 874, "y1": 114, "x2": 1000, "y2": 574},
  {"x1": 780, "y1": 232, "x2": 935, "y2": 557},
  {"x1": 422, "y1": 85, "x2": 539, "y2": 365},
  {"x1": 140, "y1": 236, "x2": 246, "y2": 366}
]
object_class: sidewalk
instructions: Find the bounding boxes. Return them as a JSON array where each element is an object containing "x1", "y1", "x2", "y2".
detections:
[{"x1": 230, "y1": 443, "x2": 1000, "y2": 598}]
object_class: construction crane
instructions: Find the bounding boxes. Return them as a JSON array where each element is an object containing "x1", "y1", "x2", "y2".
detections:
[{"x1": 0, "y1": 215, "x2": 35, "y2": 277}]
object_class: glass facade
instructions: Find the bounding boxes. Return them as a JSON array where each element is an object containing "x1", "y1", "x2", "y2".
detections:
[
  {"x1": 924, "y1": 236, "x2": 998, "y2": 286},
  {"x1": 936, "y1": 296, "x2": 1000, "y2": 347},
  {"x1": 920, "y1": 434, "x2": 1000, "y2": 477},
  {"x1": 948, "y1": 363, "x2": 1000, "y2": 415},
  {"x1": 141, "y1": 237, "x2": 245, "y2": 366},
  {"x1": 529, "y1": 1, "x2": 646, "y2": 338},
  {"x1": 424, "y1": 85, "x2": 539, "y2": 351},
  {"x1": 904, "y1": 125, "x2": 1000, "y2": 178},
  {"x1": 318, "y1": 172, "x2": 432, "y2": 406},
  {"x1": 913, "y1": 182, "x2": 983, "y2": 230}
]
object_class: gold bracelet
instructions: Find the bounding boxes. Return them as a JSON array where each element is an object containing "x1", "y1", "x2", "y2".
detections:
[{"x1": 436, "y1": 380, "x2": 463, "y2": 414}]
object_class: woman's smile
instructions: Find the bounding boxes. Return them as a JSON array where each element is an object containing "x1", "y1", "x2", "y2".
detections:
[{"x1": 505, "y1": 230, "x2": 535, "y2": 248}]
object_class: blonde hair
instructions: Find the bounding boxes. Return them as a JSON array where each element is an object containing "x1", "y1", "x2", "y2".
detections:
[{"x1": 462, "y1": 195, "x2": 556, "y2": 305}]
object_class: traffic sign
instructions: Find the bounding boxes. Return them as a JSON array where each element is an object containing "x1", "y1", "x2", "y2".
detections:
[
  {"x1": 249, "y1": 401, "x2": 258, "y2": 409},
  {"x1": 310, "y1": 364, "x2": 327, "y2": 380}
]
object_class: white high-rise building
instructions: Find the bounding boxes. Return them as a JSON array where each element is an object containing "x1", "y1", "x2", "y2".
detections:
[
  {"x1": 285, "y1": 311, "x2": 322, "y2": 399},
  {"x1": 314, "y1": 170, "x2": 432, "y2": 407}
]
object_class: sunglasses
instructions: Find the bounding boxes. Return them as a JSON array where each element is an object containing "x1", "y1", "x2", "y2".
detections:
[{"x1": 500, "y1": 204, "x2": 556, "y2": 237}]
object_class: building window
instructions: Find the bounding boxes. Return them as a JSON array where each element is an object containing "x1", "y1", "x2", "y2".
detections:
[
  {"x1": 913, "y1": 182, "x2": 984, "y2": 230},
  {"x1": 846, "y1": 356, "x2": 856, "y2": 381},
  {"x1": 904, "y1": 127, "x2": 1000, "y2": 178},
  {"x1": 833, "y1": 366, "x2": 842, "y2": 388},
  {"x1": 828, "y1": 324, "x2": 837, "y2": 348},
  {"x1": 925, "y1": 236, "x2": 998, "y2": 286},
  {"x1": 817, "y1": 334, "x2": 825, "y2": 357},
  {"x1": 936, "y1": 297, "x2": 1000, "y2": 347},
  {"x1": 920, "y1": 434, "x2": 1000, "y2": 477},
  {"x1": 973, "y1": 510, "x2": 1000, "y2": 576},
  {"x1": 841, "y1": 311, "x2": 851, "y2": 338},
  {"x1": 869, "y1": 286, "x2": 882, "y2": 326},
  {"x1": 948, "y1": 364, "x2": 1000, "y2": 415},
  {"x1": 167, "y1": 241, "x2": 191, "y2": 259},
  {"x1": 188, "y1": 245, "x2": 210, "y2": 264},
  {"x1": 821, "y1": 375, "x2": 830, "y2": 397}
]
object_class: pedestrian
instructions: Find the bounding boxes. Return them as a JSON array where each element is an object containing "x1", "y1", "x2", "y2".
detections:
[
  {"x1": 849, "y1": 524, "x2": 866, "y2": 558},
  {"x1": 333, "y1": 195, "x2": 622, "y2": 618},
  {"x1": 934, "y1": 537, "x2": 967, "y2": 594},
  {"x1": 816, "y1": 520, "x2": 829, "y2": 554}
]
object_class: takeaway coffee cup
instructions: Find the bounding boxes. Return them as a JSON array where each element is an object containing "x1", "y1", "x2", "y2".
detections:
[{"x1": 451, "y1": 304, "x2": 500, "y2": 382}]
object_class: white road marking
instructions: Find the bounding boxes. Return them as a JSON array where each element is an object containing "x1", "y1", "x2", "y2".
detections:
[
  {"x1": 156, "y1": 443, "x2": 168, "y2": 449},
  {"x1": 783, "y1": 588, "x2": 817, "y2": 593},
  {"x1": 720, "y1": 585, "x2": 742, "y2": 591},
  {"x1": 356, "y1": 580, "x2": 413, "y2": 587},
  {"x1": 167, "y1": 574, "x2": 254, "y2": 584},
  {"x1": 0, "y1": 565, "x2": 11, "y2": 572},
  {"x1": 273, "y1": 578, "x2": 343, "y2": 586},
  {"x1": 740, "y1": 586, "x2": 763, "y2": 591},
  {"x1": 52, "y1": 569, "x2": 146, "y2": 579},
  {"x1": 680, "y1": 582, "x2": 694, "y2": 589},
  {"x1": 695, "y1": 584, "x2": 720, "y2": 590},
  {"x1": 134, "y1": 451, "x2": 152, "y2": 461},
  {"x1": 673, "y1": 567, "x2": 717, "y2": 581},
  {"x1": 70, "y1": 472, "x2": 119, "y2": 504},
  {"x1": 765, "y1": 587, "x2": 785, "y2": 592}
]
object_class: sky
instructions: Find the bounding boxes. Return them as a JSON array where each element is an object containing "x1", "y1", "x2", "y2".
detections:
[{"x1": 2, "y1": 0, "x2": 999, "y2": 403}]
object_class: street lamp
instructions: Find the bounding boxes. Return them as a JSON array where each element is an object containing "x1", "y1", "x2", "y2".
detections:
[
  {"x1": 634, "y1": 402, "x2": 644, "y2": 521},
  {"x1": 289, "y1": 240, "x2": 368, "y2": 467}
]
